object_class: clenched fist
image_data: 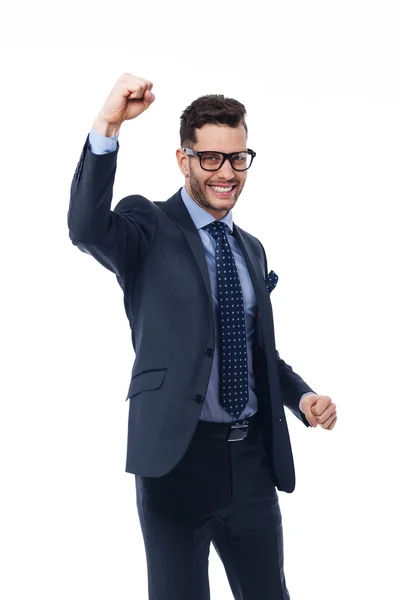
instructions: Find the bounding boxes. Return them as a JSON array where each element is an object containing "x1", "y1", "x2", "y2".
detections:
[
  {"x1": 93, "y1": 72, "x2": 155, "y2": 137},
  {"x1": 300, "y1": 394, "x2": 337, "y2": 430}
]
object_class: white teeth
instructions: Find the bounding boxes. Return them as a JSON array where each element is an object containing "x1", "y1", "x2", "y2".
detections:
[{"x1": 210, "y1": 186, "x2": 233, "y2": 193}]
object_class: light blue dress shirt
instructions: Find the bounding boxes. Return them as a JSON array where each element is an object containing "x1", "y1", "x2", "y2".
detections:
[
  {"x1": 87, "y1": 127, "x2": 313, "y2": 423},
  {"x1": 179, "y1": 186, "x2": 259, "y2": 422}
]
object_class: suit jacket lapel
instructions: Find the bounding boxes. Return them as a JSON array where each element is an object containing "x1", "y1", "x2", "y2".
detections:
[
  {"x1": 163, "y1": 190, "x2": 214, "y2": 306},
  {"x1": 232, "y1": 224, "x2": 275, "y2": 349}
]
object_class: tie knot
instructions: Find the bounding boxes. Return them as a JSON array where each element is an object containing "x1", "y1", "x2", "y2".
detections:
[{"x1": 203, "y1": 221, "x2": 229, "y2": 240}]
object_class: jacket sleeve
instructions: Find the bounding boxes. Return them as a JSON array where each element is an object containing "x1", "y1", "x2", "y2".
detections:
[
  {"x1": 67, "y1": 134, "x2": 156, "y2": 280},
  {"x1": 276, "y1": 351, "x2": 317, "y2": 427}
]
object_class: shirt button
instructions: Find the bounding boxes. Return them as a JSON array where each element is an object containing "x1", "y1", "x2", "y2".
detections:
[
  {"x1": 205, "y1": 348, "x2": 214, "y2": 357},
  {"x1": 194, "y1": 394, "x2": 204, "y2": 404}
]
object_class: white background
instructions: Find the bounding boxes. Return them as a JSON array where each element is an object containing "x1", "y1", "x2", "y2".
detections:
[{"x1": 1, "y1": 1, "x2": 399, "y2": 598}]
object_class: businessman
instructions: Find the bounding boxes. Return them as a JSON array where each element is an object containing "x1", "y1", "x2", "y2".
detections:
[{"x1": 68, "y1": 73, "x2": 337, "y2": 600}]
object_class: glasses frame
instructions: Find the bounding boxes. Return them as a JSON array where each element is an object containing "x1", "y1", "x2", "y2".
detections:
[{"x1": 183, "y1": 147, "x2": 256, "y2": 171}]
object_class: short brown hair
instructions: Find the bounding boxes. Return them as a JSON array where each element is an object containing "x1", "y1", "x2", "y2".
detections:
[{"x1": 180, "y1": 94, "x2": 247, "y2": 146}]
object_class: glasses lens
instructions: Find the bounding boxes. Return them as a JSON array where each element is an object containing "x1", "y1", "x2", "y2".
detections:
[
  {"x1": 200, "y1": 152, "x2": 224, "y2": 170},
  {"x1": 231, "y1": 152, "x2": 252, "y2": 171}
]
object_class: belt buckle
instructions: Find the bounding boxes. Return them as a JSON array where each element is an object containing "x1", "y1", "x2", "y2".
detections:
[{"x1": 228, "y1": 420, "x2": 249, "y2": 442}]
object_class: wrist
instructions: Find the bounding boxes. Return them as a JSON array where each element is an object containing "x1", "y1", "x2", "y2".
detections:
[{"x1": 92, "y1": 116, "x2": 120, "y2": 138}]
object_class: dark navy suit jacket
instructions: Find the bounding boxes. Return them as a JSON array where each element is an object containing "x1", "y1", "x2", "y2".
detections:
[{"x1": 68, "y1": 134, "x2": 316, "y2": 493}]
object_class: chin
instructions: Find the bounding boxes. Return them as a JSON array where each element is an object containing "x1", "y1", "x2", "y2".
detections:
[
  {"x1": 212, "y1": 198, "x2": 237, "y2": 210},
  {"x1": 206, "y1": 192, "x2": 235, "y2": 204}
]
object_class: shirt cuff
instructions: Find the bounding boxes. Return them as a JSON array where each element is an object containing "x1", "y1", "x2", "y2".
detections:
[
  {"x1": 300, "y1": 392, "x2": 316, "y2": 402},
  {"x1": 88, "y1": 126, "x2": 119, "y2": 155}
]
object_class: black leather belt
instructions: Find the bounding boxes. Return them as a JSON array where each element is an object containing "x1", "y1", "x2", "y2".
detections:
[{"x1": 195, "y1": 411, "x2": 262, "y2": 442}]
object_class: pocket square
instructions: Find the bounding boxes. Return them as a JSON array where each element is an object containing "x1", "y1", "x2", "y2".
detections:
[{"x1": 265, "y1": 270, "x2": 278, "y2": 293}]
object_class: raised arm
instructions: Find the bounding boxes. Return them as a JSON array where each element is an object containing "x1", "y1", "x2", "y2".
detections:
[{"x1": 67, "y1": 73, "x2": 157, "y2": 280}]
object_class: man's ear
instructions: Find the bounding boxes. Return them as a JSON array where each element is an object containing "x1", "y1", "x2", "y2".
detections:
[{"x1": 176, "y1": 148, "x2": 189, "y2": 176}]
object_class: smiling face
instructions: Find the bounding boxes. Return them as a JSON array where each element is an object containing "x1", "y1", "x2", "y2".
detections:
[{"x1": 176, "y1": 123, "x2": 248, "y2": 220}]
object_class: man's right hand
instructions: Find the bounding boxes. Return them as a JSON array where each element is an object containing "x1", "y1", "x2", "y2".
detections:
[{"x1": 92, "y1": 73, "x2": 155, "y2": 137}]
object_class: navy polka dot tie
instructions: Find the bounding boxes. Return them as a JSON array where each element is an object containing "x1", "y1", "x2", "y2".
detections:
[{"x1": 203, "y1": 221, "x2": 249, "y2": 419}]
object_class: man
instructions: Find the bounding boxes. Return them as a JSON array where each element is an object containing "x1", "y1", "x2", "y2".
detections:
[{"x1": 68, "y1": 72, "x2": 337, "y2": 600}]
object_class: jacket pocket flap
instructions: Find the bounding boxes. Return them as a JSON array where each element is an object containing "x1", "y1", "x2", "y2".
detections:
[{"x1": 125, "y1": 368, "x2": 167, "y2": 400}]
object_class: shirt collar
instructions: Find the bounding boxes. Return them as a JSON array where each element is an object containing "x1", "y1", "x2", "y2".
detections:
[{"x1": 180, "y1": 186, "x2": 233, "y2": 234}]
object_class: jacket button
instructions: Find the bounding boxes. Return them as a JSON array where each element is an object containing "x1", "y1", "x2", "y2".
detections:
[
  {"x1": 194, "y1": 394, "x2": 204, "y2": 404},
  {"x1": 205, "y1": 348, "x2": 214, "y2": 357},
  {"x1": 274, "y1": 417, "x2": 283, "y2": 422}
]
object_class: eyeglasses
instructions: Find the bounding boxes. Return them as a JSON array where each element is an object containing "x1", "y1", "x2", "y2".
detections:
[{"x1": 183, "y1": 148, "x2": 256, "y2": 171}]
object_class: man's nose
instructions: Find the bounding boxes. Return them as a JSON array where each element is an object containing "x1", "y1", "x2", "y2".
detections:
[{"x1": 217, "y1": 157, "x2": 236, "y2": 178}]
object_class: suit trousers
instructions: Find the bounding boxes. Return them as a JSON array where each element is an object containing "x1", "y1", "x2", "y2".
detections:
[{"x1": 135, "y1": 411, "x2": 290, "y2": 600}]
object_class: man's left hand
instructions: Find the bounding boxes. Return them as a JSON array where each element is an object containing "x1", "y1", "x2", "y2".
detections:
[{"x1": 299, "y1": 394, "x2": 337, "y2": 430}]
